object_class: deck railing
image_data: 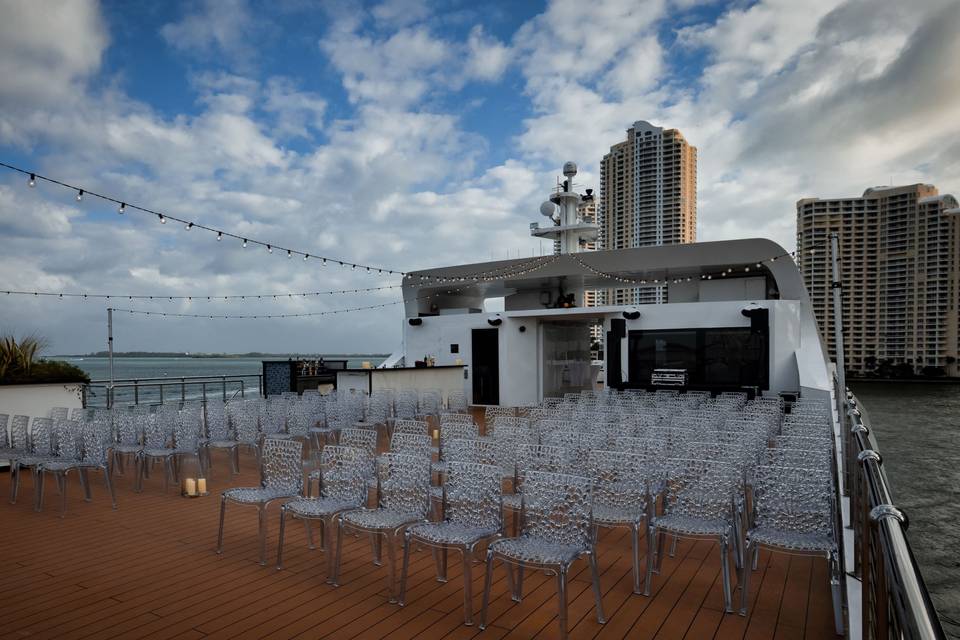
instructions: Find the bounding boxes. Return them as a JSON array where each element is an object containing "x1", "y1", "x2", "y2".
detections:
[
  {"x1": 838, "y1": 383, "x2": 945, "y2": 639},
  {"x1": 84, "y1": 374, "x2": 263, "y2": 409}
]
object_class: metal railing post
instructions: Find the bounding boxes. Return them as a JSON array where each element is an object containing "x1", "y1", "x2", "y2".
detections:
[
  {"x1": 134, "y1": 380, "x2": 139, "y2": 405},
  {"x1": 202, "y1": 382, "x2": 207, "y2": 404},
  {"x1": 159, "y1": 383, "x2": 164, "y2": 405},
  {"x1": 222, "y1": 376, "x2": 227, "y2": 402},
  {"x1": 181, "y1": 378, "x2": 186, "y2": 403},
  {"x1": 240, "y1": 380, "x2": 245, "y2": 398}
]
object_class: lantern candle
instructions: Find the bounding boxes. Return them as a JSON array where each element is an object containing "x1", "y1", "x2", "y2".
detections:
[
  {"x1": 184, "y1": 478, "x2": 197, "y2": 496},
  {"x1": 197, "y1": 478, "x2": 207, "y2": 494}
]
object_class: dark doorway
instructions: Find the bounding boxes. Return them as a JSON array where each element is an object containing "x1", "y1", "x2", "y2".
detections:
[{"x1": 471, "y1": 328, "x2": 499, "y2": 405}]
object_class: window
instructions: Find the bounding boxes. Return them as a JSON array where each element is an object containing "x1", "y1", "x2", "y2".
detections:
[{"x1": 627, "y1": 326, "x2": 769, "y2": 389}]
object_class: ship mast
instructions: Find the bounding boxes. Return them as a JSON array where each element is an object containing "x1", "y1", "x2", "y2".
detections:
[{"x1": 529, "y1": 161, "x2": 599, "y2": 255}]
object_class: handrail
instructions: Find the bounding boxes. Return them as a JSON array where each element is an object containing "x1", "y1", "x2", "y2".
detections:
[
  {"x1": 88, "y1": 373, "x2": 262, "y2": 384},
  {"x1": 84, "y1": 374, "x2": 263, "y2": 408},
  {"x1": 842, "y1": 388, "x2": 945, "y2": 639}
]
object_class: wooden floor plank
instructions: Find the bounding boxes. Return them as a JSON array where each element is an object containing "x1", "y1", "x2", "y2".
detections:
[{"x1": 0, "y1": 434, "x2": 841, "y2": 640}]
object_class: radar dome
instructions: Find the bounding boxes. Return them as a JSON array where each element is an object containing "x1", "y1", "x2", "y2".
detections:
[
  {"x1": 562, "y1": 161, "x2": 577, "y2": 177},
  {"x1": 540, "y1": 201, "x2": 556, "y2": 217}
]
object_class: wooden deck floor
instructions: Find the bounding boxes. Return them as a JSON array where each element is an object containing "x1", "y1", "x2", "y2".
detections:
[{"x1": 1, "y1": 441, "x2": 838, "y2": 639}]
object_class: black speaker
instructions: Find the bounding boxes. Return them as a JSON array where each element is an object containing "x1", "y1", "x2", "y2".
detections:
[
  {"x1": 408, "y1": 318, "x2": 423, "y2": 326},
  {"x1": 610, "y1": 318, "x2": 626, "y2": 339},
  {"x1": 741, "y1": 307, "x2": 769, "y2": 335}
]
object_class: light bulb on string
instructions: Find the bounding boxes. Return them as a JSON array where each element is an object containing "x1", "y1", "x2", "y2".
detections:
[
  {"x1": 303, "y1": 254, "x2": 309, "y2": 261},
  {"x1": 242, "y1": 238, "x2": 248, "y2": 248},
  {"x1": 76, "y1": 190, "x2": 83, "y2": 201},
  {"x1": 287, "y1": 250, "x2": 292, "y2": 258},
  {"x1": 267, "y1": 245, "x2": 273, "y2": 253},
  {"x1": 159, "y1": 214, "x2": 166, "y2": 224},
  {"x1": 216, "y1": 232, "x2": 222, "y2": 241},
  {"x1": 28, "y1": 174, "x2": 35, "y2": 188},
  {"x1": 185, "y1": 222, "x2": 193, "y2": 230},
  {"x1": 118, "y1": 202, "x2": 126, "y2": 214}
]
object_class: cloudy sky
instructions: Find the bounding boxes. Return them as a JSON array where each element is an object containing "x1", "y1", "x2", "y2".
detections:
[{"x1": 1, "y1": 0, "x2": 958, "y2": 355}]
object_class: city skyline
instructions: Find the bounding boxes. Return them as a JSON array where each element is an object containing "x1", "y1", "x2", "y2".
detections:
[
  {"x1": 1, "y1": 0, "x2": 959, "y2": 353},
  {"x1": 798, "y1": 183, "x2": 960, "y2": 376}
]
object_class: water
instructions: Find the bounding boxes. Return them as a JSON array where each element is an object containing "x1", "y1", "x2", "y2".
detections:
[
  {"x1": 851, "y1": 382, "x2": 960, "y2": 638},
  {"x1": 61, "y1": 356, "x2": 386, "y2": 407}
]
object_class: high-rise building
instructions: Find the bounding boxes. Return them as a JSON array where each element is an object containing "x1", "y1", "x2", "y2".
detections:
[
  {"x1": 797, "y1": 184, "x2": 960, "y2": 377},
  {"x1": 598, "y1": 120, "x2": 698, "y2": 304}
]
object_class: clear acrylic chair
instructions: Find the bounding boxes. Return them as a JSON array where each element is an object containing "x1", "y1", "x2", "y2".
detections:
[
  {"x1": 172, "y1": 409, "x2": 206, "y2": 481},
  {"x1": 399, "y1": 461, "x2": 505, "y2": 625},
  {"x1": 277, "y1": 445, "x2": 368, "y2": 578},
  {"x1": 417, "y1": 390, "x2": 442, "y2": 420},
  {"x1": 217, "y1": 437, "x2": 303, "y2": 565},
  {"x1": 740, "y1": 463, "x2": 842, "y2": 633},
  {"x1": 203, "y1": 401, "x2": 238, "y2": 473},
  {"x1": 393, "y1": 419, "x2": 429, "y2": 437},
  {"x1": 395, "y1": 390, "x2": 419, "y2": 421},
  {"x1": 233, "y1": 406, "x2": 263, "y2": 471},
  {"x1": 135, "y1": 413, "x2": 175, "y2": 493},
  {"x1": 38, "y1": 418, "x2": 117, "y2": 516},
  {"x1": 587, "y1": 449, "x2": 650, "y2": 594},
  {"x1": 10, "y1": 417, "x2": 55, "y2": 504},
  {"x1": 49, "y1": 407, "x2": 69, "y2": 423},
  {"x1": 644, "y1": 457, "x2": 739, "y2": 611},
  {"x1": 112, "y1": 412, "x2": 143, "y2": 476},
  {"x1": 389, "y1": 432, "x2": 433, "y2": 459},
  {"x1": 502, "y1": 443, "x2": 567, "y2": 532},
  {"x1": 479, "y1": 470, "x2": 605, "y2": 639},
  {"x1": 437, "y1": 418, "x2": 479, "y2": 463},
  {"x1": 446, "y1": 390, "x2": 468, "y2": 413},
  {"x1": 330, "y1": 428, "x2": 378, "y2": 495},
  {"x1": 34, "y1": 419, "x2": 82, "y2": 512},
  {"x1": 333, "y1": 452, "x2": 431, "y2": 602},
  {"x1": 0, "y1": 413, "x2": 9, "y2": 455}
]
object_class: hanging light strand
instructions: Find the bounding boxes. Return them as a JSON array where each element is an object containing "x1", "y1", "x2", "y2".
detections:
[
  {"x1": 109, "y1": 288, "x2": 464, "y2": 320},
  {"x1": 0, "y1": 161, "x2": 405, "y2": 276},
  {"x1": 0, "y1": 283, "x2": 406, "y2": 302},
  {"x1": 3, "y1": 161, "x2": 567, "y2": 284},
  {"x1": 570, "y1": 243, "x2": 823, "y2": 286}
]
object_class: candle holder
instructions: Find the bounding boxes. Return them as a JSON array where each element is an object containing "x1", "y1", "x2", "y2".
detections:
[{"x1": 180, "y1": 455, "x2": 209, "y2": 498}]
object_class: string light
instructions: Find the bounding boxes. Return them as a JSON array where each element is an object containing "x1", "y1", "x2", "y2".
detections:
[
  {"x1": 267, "y1": 245, "x2": 273, "y2": 253},
  {"x1": 1, "y1": 161, "x2": 406, "y2": 277},
  {"x1": 158, "y1": 214, "x2": 166, "y2": 224},
  {"x1": 28, "y1": 174, "x2": 35, "y2": 188},
  {"x1": 216, "y1": 231, "x2": 222, "y2": 241},
  {"x1": 287, "y1": 249, "x2": 292, "y2": 259},
  {"x1": 118, "y1": 202, "x2": 126, "y2": 214},
  {"x1": 242, "y1": 238, "x2": 248, "y2": 248},
  {"x1": 110, "y1": 288, "x2": 465, "y2": 320},
  {"x1": 0, "y1": 283, "x2": 406, "y2": 301}
]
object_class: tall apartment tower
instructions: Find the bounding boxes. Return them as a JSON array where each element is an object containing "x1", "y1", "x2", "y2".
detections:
[
  {"x1": 797, "y1": 184, "x2": 960, "y2": 377},
  {"x1": 598, "y1": 120, "x2": 697, "y2": 304}
]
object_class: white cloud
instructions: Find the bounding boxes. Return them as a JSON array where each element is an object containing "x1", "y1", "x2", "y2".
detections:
[
  {"x1": 2, "y1": 0, "x2": 960, "y2": 354},
  {"x1": 0, "y1": 0, "x2": 107, "y2": 107},
  {"x1": 160, "y1": 0, "x2": 261, "y2": 69},
  {"x1": 464, "y1": 26, "x2": 512, "y2": 82}
]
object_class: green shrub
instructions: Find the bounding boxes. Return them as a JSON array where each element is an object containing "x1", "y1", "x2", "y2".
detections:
[{"x1": 0, "y1": 333, "x2": 90, "y2": 385}]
